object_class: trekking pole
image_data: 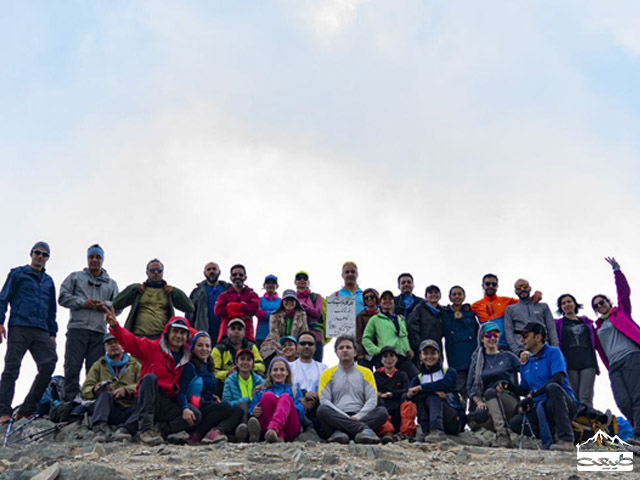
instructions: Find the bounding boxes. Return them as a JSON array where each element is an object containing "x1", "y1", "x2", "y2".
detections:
[
  {"x1": 519, "y1": 414, "x2": 541, "y2": 452},
  {"x1": 2, "y1": 417, "x2": 14, "y2": 448},
  {"x1": 2, "y1": 414, "x2": 39, "y2": 446},
  {"x1": 21, "y1": 417, "x2": 81, "y2": 445}
]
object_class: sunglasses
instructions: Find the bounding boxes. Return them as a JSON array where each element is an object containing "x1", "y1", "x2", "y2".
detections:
[
  {"x1": 364, "y1": 295, "x2": 377, "y2": 301},
  {"x1": 295, "y1": 275, "x2": 308, "y2": 281},
  {"x1": 520, "y1": 332, "x2": 532, "y2": 339},
  {"x1": 515, "y1": 283, "x2": 530, "y2": 291},
  {"x1": 299, "y1": 341, "x2": 315, "y2": 346},
  {"x1": 484, "y1": 282, "x2": 497, "y2": 287},
  {"x1": 148, "y1": 268, "x2": 163, "y2": 274},
  {"x1": 483, "y1": 331, "x2": 499, "y2": 339},
  {"x1": 593, "y1": 300, "x2": 607, "y2": 309},
  {"x1": 33, "y1": 249, "x2": 50, "y2": 258}
]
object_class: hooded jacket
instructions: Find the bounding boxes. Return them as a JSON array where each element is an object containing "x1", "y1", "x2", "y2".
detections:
[
  {"x1": 441, "y1": 305, "x2": 479, "y2": 371},
  {"x1": 594, "y1": 269, "x2": 640, "y2": 370},
  {"x1": 109, "y1": 317, "x2": 192, "y2": 397},
  {"x1": 0, "y1": 265, "x2": 57, "y2": 336},
  {"x1": 113, "y1": 282, "x2": 194, "y2": 335},
  {"x1": 81, "y1": 354, "x2": 140, "y2": 408},
  {"x1": 214, "y1": 285, "x2": 260, "y2": 342},
  {"x1": 362, "y1": 312, "x2": 411, "y2": 357},
  {"x1": 222, "y1": 371, "x2": 265, "y2": 408},
  {"x1": 471, "y1": 295, "x2": 518, "y2": 349},
  {"x1": 407, "y1": 302, "x2": 442, "y2": 355},
  {"x1": 59, "y1": 268, "x2": 119, "y2": 333}
]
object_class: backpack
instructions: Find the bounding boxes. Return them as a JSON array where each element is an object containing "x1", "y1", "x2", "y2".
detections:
[
  {"x1": 572, "y1": 404, "x2": 619, "y2": 444},
  {"x1": 36, "y1": 375, "x2": 65, "y2": 415}
]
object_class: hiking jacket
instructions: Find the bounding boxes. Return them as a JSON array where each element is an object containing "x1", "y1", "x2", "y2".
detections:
[
  {"x1": 58, "y1": 268, "x2": 119, "y2": 333},
  {"x1": 222, "y1": 371, "x2": 265, "y2": 408},
  {"x1": 109, "y1": 317, "x2": 192, "y2": 398},
  {"x1": 555, "y1": 315, "x2": 600, "y2": 375},
  {"x1": 441, "y1": 305, "x2": 479, "y2": 371},
  {"x1": 0, "y1": 265, "x2": 57, "y2": 336},
  {"x1": 594, "y1": 269, "x2": 640, "y2": 370},
  {"x1": 260, "y1": 308, "x2": 309, "y2": 359},
  {"x1": 81, "y1": 354, "x2": 140, "y2": 408},
  {"x1": 113, "y1": 282, "x2": 194, "y2": 334},
  {"x1": 214, "y1": 285, "x2": 260, "y2": 342},
  {"x1": 362, "y1": 312, "x2": 411, "y2": 357},
  {"x1": 407, "y1": 302, "x2": 442, "y2": 354},
  {"x1": 471, "y1": 295, "x2": 518, "y2": 348},
  {"x1": 186, "y1": 280, "x2": 229, "y2": 336},
  {"x1": 394, "y1": 294, "x2": 422, "y2": 319},
  {"x1": 248, "y1": 382, "x2": 306, "y2": 421},
  {"x1": 212, "y1": 337, "x2": 265, "y2": 382},
  {"x1": 256, "y1": 294, "x2": 281, "y2": 341},
  {"x1": 504, "y1": 299, "x2": 559, "y2": 355}
]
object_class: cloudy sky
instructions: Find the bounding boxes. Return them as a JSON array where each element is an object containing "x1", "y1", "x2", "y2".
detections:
[{"x1": 1, "y1": 1, "x2": 639, "y2": 415}]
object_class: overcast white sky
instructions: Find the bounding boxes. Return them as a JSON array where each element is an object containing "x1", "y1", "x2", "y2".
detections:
[{"x1": 1, "y1": 1, "x2": 639, "y2": 416}]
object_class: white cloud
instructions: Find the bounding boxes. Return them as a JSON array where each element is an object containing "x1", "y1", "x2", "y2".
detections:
[{"x1": 301, "y1": 0, "x2": 370, "y2": 40}]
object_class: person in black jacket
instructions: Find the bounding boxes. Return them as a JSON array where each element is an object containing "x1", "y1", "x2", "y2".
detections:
[
  {"x1": 394, "y1": 273, "x2": 422, "y2": 319},
  {"x1": 407, "y1": 286, "x2": 443, "y2": 359},
  {"x1": 187, "y1": 262, "x2": 230, "y2": 342},
  {"x1": 373, "y1": 346, "x2": 409, "y2": 441}
]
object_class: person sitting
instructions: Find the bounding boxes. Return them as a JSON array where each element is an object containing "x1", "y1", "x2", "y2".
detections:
[
  {"x1": 221, "y1": 348, "x2": 265, "y2": 442},
  {"x1": 212, "y1": 318, "x2": 265, "y2": 382},
  {"x1": 291, "y1": 331, "x2": 328, "y2": 437},
  {"x1": 105, "y1": 308, "x2": 201, "y2": 445},
  {"x1": 247, "y1": 357, "x2": 305, "y2": 442},
  {"x1": 81, "y1": 332, "x2": 140, "y2": 442},
  {"x1": 362, "y1": 290, "x2": 418, "y2": 379},
  {"x1": 178, "y1": 332, "x2": 244, "y2": 444},
  {"x1": 508, "y1": 322, "x2": 578, "y2": 451},
  {"x1": 260, "y1": 290, "x2": 308, "y2": 366},
  {"x1": 280, "y1": 336, "x2": 298, "y2": 365},
  {"x1": 373, "y1": 346, "x2": 415, "y2": 443},
  {"x1": 407, "y1": 339, "x2": 463, "y2": 442},
  {"x1": 467, "y1": 322, "x2": 520, "y2": 447},
  {"x1": 356, "y1": 288, "x2": 379, "y2": 370},
  {"x1": 317, "y1": 335, "x2": 388, "y2": 444}
]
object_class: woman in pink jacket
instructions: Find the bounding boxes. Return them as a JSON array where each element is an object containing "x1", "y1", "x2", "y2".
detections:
[{"x1": 592, "y1": 257, "x2": 640, "y2": 446}]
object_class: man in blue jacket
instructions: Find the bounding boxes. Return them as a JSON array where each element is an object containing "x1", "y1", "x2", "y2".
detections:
[{"x1": 0, "y1": 241, "x2": 58, "y2": 422}]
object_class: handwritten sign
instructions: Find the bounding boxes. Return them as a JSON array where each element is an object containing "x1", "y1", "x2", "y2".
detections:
[{"x1": 326, "y1": 295, "x2": 356, "y2": 338}]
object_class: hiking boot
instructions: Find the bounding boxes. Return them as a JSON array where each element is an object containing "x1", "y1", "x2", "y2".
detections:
[
  {"x1": 297, "y1": 426, "x2": 321, "y2": 442},
  {"x1": 550, "y1": 440, "x2": 575, "y2": 452},
  {"x1": 327, "y1": 430, "x2": 350, "y2": 444},
  {"x1": 494, "y1": 434, "x2": 511, "y2": 449},
  {"x1": 0, "y1": 414, "x2": 11, "y2": 424},
  {"x1": 265, "y1": 429, "x2": 283, "y2": 443},
  {"x1": 424, "y1": 429, "x2": 447, "y2": 443},
  {"x1": 14, "y1": 411, "x2": 34, "y2": 422},
  {"x1": 247, "y1": 417, "x2": 261, "y2": 443},
  {"x1": 93, "y1": 423, "x2": 110, "y2": 443},
  {"x1": 188, "y1": 432, "x2": 203, "y2": 445},
  {"x1": 202, "y1": 429, "x2": 228, "y2": 444},
  {"x1": 166, "y1": 431, "x2": 189, "y2": 445},
  {"x1": 381, "y1": 434, "x2": 394, "y2": 445},
  {"x1": 354, "y1": 428, "x2": 380, "y2": 444},
  {"x1": 139, "y1": 429, "x2": 164, "y2": 446},
  {"x1": 235, "y1": 423, "x2": 248, "y2": 443},
  {"x1": 110, "y1": 428, "x2": 133, "y2": 442}
]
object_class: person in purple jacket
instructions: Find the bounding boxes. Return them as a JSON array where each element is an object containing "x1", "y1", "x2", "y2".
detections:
[
  {"x1": 593, "y1": 257, "x2": 640, "y2": 446},
  {"x1": 554, "y1": 294, "x2": 599, "y2": 407}
]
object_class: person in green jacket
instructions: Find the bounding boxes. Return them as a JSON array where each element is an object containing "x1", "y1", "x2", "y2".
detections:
[
  {"x1": 362, "y1": 290, "x2": 418, "y2": 378},
  {"x1": 112, "y1": 259, "x2": 194, "y2": 339},
  {"x1": 82, "y1": 333, "x2": 141, "y2": 442}
]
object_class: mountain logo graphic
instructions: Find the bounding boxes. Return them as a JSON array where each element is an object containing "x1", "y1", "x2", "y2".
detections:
[
  {"x1": 576, "y1": 429, "x2": 634, "y2": 472},
  {"x1": 577, "y1": 429, "x2": 631, "y2": 451}
]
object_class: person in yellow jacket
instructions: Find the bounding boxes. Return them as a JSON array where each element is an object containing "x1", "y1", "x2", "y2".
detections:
[
  {"x1": 81, "y1": 333, "x2": 140, "y2": 442},
  {"x1": 212, "y1": 318, "x2": 265, "y2": 382}
]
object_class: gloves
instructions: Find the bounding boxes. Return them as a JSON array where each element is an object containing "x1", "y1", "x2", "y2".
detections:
[{"x1": 518, "y1": 396, "x2": 533, "y2": 413}]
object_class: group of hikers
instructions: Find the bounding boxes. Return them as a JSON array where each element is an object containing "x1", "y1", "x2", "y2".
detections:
[{"x1": 1, "y1": 242, "x2": 639, "y2": 452}]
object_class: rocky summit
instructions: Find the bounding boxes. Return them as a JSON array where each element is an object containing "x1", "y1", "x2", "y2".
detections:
[{"x1": 0, "y1": 418, "x2": 632, "y2": 479}]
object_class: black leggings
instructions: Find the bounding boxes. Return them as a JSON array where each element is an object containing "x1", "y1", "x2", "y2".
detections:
[{"x1": 194, "y1": 402, "x2": 244, "y2": 436}]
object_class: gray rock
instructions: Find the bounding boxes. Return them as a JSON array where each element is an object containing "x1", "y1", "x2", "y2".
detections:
[
  {"x1": 58, "y1": 464, "x2": 123, "y2": 480},
  {"x1": 321, "y1": 453, "x2": 339, "y2": 465},
  {"x1": 0, "y1": 468, "x2": 39, "y2": 480},
  {"x1": 376, "y1": 460, "x2": 399, "y2": 475},
  {"x1": 455, "y1": 450, "x2": 471, "y2": 463},
  {"x1": 30, "y1": 463, "x2": 60, "y2": 480}
]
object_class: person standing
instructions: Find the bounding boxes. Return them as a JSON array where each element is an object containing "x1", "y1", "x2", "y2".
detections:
[
  {"x1": 186, "y1": 262, "x2": 230, "y2": 343},
  {"x1": 214, "y1": 264, "x2": 260, "y2": 342},
  {"x1": 260, "y1": 290, "x2": 308, "y2": 365},
  {"x1": 255, "y1": 275, "x2": 280, "y2": 349},
  {"x1": 113, "y1": 259, "x2": 194, "y2": 339},
  {"x1": 334, "y1": 262, "x2": 364, "y2": 316},
  {"x1": 407, "y1": 285, "x2": 443, "y2": 358},
  {"x1": 0, "y1": 242, "x2": 58, "y2": 422},
  {"x1": 356, "y1": 288, "x2": 379, "y2": 369},
  {"x1": 59, "y1": 244, "x2": 120, "y2": 401},
  {"x1": 592, "y1": 257, "x2": 640, "y2": 446},
  {"x1": 554, "y1": 294, "x2": 599, "y2": 407},
  {"x1": 294, "y1": 271, "x2": 325, "y2": 362},
  {"x1": 394, "y1": 273, "x2": 422, "y2": 319}
]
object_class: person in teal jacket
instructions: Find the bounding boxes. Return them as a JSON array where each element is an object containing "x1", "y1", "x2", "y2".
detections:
[
  {"x1": 222, "y1": 349, "x2": 265, "y2": 409},
  {"x1": 362, "y1": 290, "x2": 418, "y2": 378}
]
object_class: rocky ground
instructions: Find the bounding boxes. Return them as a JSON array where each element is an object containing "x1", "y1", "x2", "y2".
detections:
[{"x1": 0, "y1": 418, "x2": 636, "y2": 479}]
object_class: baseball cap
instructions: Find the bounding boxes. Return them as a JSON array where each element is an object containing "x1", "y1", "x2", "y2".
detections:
[
  {"x1": 419, "y1": 339, "x2": 440, "y2": 352},
  {"x1": 228, "y1": 318, "x2": 246, "y2": 329}
]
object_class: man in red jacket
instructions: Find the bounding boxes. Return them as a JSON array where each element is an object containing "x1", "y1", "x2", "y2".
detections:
[
  {"x1": 105, "y1": 307, "x2": 201, "y2": 445},
  {"x1": 214, "y1": 264, "x2": 259, "y2": 343}
]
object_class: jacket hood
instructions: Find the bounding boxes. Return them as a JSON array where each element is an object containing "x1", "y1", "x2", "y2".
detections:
[
  {"x1": 160, "y1": 316, "x2": 194, "y2": 365},
  {"x1": 82, "y1": 267, "x2": 111, "y2": 282}
]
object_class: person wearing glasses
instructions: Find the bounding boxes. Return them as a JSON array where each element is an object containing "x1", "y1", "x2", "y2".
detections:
[
  {"x1": 467, "y1": 322, "x2": 520, "y2": 448},
  {"x1": 294, "y1": 271, "x2": 325, "y2": 362},
  {"x1": 593, "y1": 257, "x2": 640, "y2": 447},
  {"x1": 0, "y1": 241, "x2": 58, "y2": 423},
  {"x1": 113, "y1": 259, "x2": 194, "y2": 340},
  {"x1": 471, "y1": 273, "x2": 542, "y2": 350},
  {"x1": 356, "y1": 288, "x2": 380, "y2": 369},
  {"x1": 214, "y1": 264, "x2": 260, "y2": 343},
  {"x1": 504, "y1": 278, "x2": 558, "y2": 361},
  {"x1": 554, "y1": 293, "x2": 599, "y2": 407},
  {"x1": 58, "y1": 244, "x2": 120, "y2": 402}
]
